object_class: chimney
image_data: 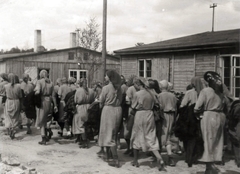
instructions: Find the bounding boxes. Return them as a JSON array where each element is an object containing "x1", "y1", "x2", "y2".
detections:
[
  {"x1": 70, "y1": 32, "x2": 77, "y2": 48},
  {"x1": 34, "y1": 30, "x2": 42, "y2": 52}
]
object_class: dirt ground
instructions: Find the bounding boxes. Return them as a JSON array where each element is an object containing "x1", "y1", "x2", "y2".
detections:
[{"x1": 0, "y1": 126, "x2": 240, "y2": 174}]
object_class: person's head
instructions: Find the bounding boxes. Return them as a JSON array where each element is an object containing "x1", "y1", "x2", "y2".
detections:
[
  {"x1": 204, "y1": 71, "x2": 223, "y2": 94},
  {"x1": 56, "y1": 78, "x2": 61, "y2": 86},
  {"x1": 191, "y1": 77, "x2": 203, "y2": 95},
  {"x1": 22, "y1": 73, "x2": 29, "y2": 83},
  {"x1": 39, "y1": 70, "x2": 48, "y2": 79},
  {"x1": 68, "y1": 77, "x2": 76, "y2": 85},
  {"x1": 0, "y1": 73, "x2": 8, "y2": 82},
  {"x1": 148, "y1": 79, "x2": 161, "y2": 94},
  {"x1": 134, "y1": 77, "x2": 148, "y2": 91},
  {"x1": 105, "y1": 70, "x2": 121, "y2": 90},
  {"x1": 61, "y1": 77, "x2": 67, "y2": 84},
  {"x1": 159, "y1": 80, "x2": 169, "y2": 91},
  {"x1": 79, "y1": 78, "x2": 87, "y2": 88},
  {"x1": 8, "y1": 73, "x2": 19, "y2": 86}
]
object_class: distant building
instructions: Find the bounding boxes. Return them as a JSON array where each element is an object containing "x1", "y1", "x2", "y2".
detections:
[
  {"x1": 114, "y1": 28, "x2": 240, "y2": 98},
  {"x1": 0, "y1": 30, "x2": 120, "y2": 86}
]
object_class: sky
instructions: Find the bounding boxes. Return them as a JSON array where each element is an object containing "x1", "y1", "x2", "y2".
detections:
[{"x1": 0, "y1": 0, "x2": 240, "y2": 53}]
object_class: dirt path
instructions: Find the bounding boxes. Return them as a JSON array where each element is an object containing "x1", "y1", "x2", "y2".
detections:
[{"x1": 0, "y1": 126, "x2": 239, "y2": 174}]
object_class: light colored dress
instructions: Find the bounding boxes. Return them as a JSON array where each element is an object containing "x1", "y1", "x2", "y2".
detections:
[
  {"x1": 158, "y1": 91, "x2": 177, "y2": 147},
  {"x1": 4, "y1": 83, "x2": 22, "y2": 129},
  {"x1": 130, "y1": 89, "x2": 159, "y2": 152},
  {"x1": 72, "y1": 87, "x2": 94, "y2": 134},
  {"x1": 194, "y1": 87, "x2": 226, "y2": 162},
  {"x1": 98, "y1": 82, "x2": 122, "y2": 147},
  {"x1": 0, "y1": 81, "x2": 8, "y2": 123},
  {"x1": 124, "y1": 86, "x2": 137, "y2": 139},
  {"x1": 35, "y1": 78, "x2": 54, "y2": 127}
]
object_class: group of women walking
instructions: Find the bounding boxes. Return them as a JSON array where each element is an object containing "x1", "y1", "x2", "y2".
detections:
[{"x1": 0, "y1": 69, "x2": 240, "y2": 173}]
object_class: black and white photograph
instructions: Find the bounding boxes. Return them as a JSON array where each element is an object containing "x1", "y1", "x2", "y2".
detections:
[{"x1": 0, "y1": 0, "x2": 240, "y2": 173}]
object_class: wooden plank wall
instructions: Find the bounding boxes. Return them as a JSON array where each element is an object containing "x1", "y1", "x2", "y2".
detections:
[
  {"x1": 152, "y1": 58, "x2": 169, "y2": 81},
  {"x1": 173, "y1": 54, "x2": 194, "y2": 91},
  {"x1": 121, "y1": 57, "x2": 138, "y2": 79},
  {"x1": 0, "y1": 63, "x2": 6, "y2": 74},
  {"x1": 195, "y1": 53, "x2": 215, "y2": 77}
]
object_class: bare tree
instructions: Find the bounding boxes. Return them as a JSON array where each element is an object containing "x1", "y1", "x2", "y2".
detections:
[
  {"x1": 75, "y1": 17, "x2": 102, "y2": 84},
  {"x1": 76, "y1": 17, "x2": 102, "y2": 51}
]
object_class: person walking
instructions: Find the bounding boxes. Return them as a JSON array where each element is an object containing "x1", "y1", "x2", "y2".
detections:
[
  {"x1": 72, "y1": 78, "x2": 95, "y2": 148},
  {"x1": 158, "y1": 80, "x2": 177, "y2": 166},
  {"x1": 194, "y1": 71, "x2": 228, "y2": 173},
  {"x1": 130, "y1": 77, "x2": 165, "y2": 171},
  {"x1": 98, "y1": 70, "x2": 122, "y2": 167},
  {"x1": 34, "y1": 70, "x2": 54, "y2": 145},
  {"x1": 4, "y1": 73, "x2": 23, "y2": 139},
  {"x1": 20, "y1": 73, "x2": 36, "y2": 134}
]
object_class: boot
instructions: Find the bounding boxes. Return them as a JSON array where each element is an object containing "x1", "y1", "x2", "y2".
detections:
[
  {"x1": 168, "y1": 156, "x2": 176, "y2": 167},
  {"x1": 44, "y1": 129, "x2": 50, "y2": 142},
  {"x1": 47, "y1": 128, "x2": 53, "y2": 140},
  {"x1": 157, "y1": 159, "x2": 166, "y2": 171},
  {"x1": 38, "y1": 136, "x2": 47, "y2": 145}
]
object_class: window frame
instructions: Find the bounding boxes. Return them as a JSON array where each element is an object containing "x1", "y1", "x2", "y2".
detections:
[
  {"x1": 138, "y1": 59, "x2": 152, "y2": 78},
  {"x1": 220, "y1": 54, "x2": 240, "y2": 99},
  {"x1": 68, "y1": 69, "x2": 88, "y2": 83}
]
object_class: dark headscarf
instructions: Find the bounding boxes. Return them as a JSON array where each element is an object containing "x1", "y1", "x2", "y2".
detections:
[
  {"x1": 191, "y1": 77, "x2": 204, "y2": 96},
  {"x1": 204, "y1": 71, "x2": 223, "y2": 94},
  {"x1": 106, "y1": 70, "x2": 121, "y2": 90},
  {"x1": 148, "y1": 79, "x2": 161, "y2": 94},
  {"x1": 0, "y1": 73, "x2": 8, "y2": 82}
]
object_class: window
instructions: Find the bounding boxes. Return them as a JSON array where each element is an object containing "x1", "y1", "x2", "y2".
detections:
[
  {"x1": 68, "y1": 52, "x2": 75, "y2": 60},
  {"x1": 138, "y1": 59, "x2": 152, "y2": 78},
  {"x1": 69, "y1": 69, "x2": 88, "y2": 81},
  {"x1": 221, "y1": 55, "x2": 240, "y2": 98}
]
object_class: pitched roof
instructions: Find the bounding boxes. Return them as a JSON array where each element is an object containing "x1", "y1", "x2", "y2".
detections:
[
  {"x1": 114, "y1": 28, "x2": 240, "y2": 55},
  {"x1": 0, "y1": 46, "x2": 119, "y2": 61}
]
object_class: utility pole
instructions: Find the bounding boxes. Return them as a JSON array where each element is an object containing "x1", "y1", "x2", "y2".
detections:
[
  {"x1": 210, "y1": 3, "x2": 217, "y2": 32},
  {"x1": 102, "y1": 0, "x2": 107, "y2": 83}
]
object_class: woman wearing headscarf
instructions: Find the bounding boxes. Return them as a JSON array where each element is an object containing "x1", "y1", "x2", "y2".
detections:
[
  {"x1": 194, "y1": 71, "x2": 227, "y2": 173},
  {"x1": 98, "y1": 70, "x2": 123, "y2": 167},
  {"x1": 68, "y1": 77, "x2": 77, "y2": 91},
  {"x1": 158, "y1": 80, "x2": 177, "y2": 167},
  {"x1": 20, "y1": 73, "x2": 36, "y2": 134},
  {"x1": 175, "y1": 77, "x2": 204, "y2": 167},
  {"x1": 130, "y1": 77, "x2": 165, "y2": 171},
  {"x1": 35, "y1": 70, "x2": 54, "y2": 145},
  {"x1": 0, "y1": 73, "x2": 8, "y2": 127},
  {"x1": 58, "y1": 77, "x2": 72, "y2": 137},
  {"x1": 72, "y1": 78, "x2": 95, "y2": 148},
  {"x1": 4, "y1": 73, "x2": 22, "y2": 139}
]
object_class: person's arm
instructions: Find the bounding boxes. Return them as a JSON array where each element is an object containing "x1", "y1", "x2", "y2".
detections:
[
  {"x1": 99, "y1": 87, "x2": 107, "y2": 108},
  {"x1": 34, "y1": 80, "x2": 41, "y2": 95}
]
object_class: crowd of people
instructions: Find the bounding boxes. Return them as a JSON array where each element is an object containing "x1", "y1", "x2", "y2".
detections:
[{"x1": 0, "y1": 69, "x2": 239, "y2": 173}]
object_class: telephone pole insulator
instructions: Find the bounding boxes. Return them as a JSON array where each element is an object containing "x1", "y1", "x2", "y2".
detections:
[{"x1": 210, "y1": 3, "x2": 217, "y2": 32}]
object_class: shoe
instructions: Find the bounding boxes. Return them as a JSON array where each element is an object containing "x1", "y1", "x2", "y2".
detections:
[
  {"x1": 157, "y1": 160, "x2": 166, "y2": 172},
  {"x1": 131, "y1": 161, "x2": 139, "y2": 167},
  {"x1": 26, "y1": 129, "x2": 32, "y2": 134},
  {"x1": 38, "y1": 136, "x2": 47, "y2": 145},
  {"x1": 10, "y1": 130, "x2": 16, "y2": 140},
  {"x1": 48, "y1": 129, "x2": 53, "y2": 139},
  {"x1": 97, "y1": 150, "x2": 105, "y2": 157},
  {"x1": 168, "y1": 156, "x2": 176, "y2": 167},
  {"x1": 108, "y1": 159, "x2": 120, "y2": 168}
]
